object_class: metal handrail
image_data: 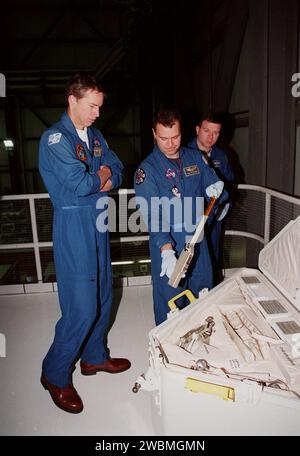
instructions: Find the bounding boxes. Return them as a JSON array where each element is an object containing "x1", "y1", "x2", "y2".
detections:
[{"x1": 1, "y1": 185, "x2": 300, "y2": 291}]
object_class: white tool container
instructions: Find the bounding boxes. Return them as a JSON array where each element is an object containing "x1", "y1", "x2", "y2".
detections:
[{"x1": 134, "y1": 216, "x2": 300, "y2": 435}]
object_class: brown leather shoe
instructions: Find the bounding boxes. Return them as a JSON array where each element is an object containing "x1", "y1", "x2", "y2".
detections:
[
  {"x1": 41, "y1": 374, "x2": 83, "y2": 414},
  {"x1": 80, "y1": 358, "x2": 131, "y2": 376}
]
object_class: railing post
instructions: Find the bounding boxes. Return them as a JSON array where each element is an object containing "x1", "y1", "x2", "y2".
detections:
[
  {"x1": 264, "y1": 192, "x2": 271, "y2": 245},
  {"x1": 29, "y1": 197, "x2": 43, "y2": 283}
]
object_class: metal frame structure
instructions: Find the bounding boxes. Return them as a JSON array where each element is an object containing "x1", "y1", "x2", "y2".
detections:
[{"x1": 0, "y1": 184, "x2": 300, "y2": 295}]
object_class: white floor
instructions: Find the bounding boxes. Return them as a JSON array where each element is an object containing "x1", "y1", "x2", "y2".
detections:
[{"x1": 0, "y1": 285, "x2": 157, "y2": 436}]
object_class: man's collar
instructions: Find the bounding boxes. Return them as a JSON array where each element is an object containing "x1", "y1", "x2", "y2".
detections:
[{"x1": 154, "y1": 144, "x2": 184, "y2": 160}]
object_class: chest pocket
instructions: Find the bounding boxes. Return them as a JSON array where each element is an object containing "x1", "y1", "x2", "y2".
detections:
[
  {"x1": 183, "y1": 164, "x2": 204, "y2": 196},
  {"x1": 91, "y1": 136, "x2": 104, "y2": 170},
  {"x1": 76, "y1": 143, "x2": 96, "y2": 175},
  {"x1": 155, "y1": 168, "x2": 180, "y2": 197},
  {"x1": 76, "y1": 143, "x2": 88, "y2": 162}
]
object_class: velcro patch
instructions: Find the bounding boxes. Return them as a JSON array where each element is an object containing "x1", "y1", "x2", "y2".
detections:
[
  {"x1": 93, "y1": 138, "x2": 102, "y2": 157},
  {"x1": 48, "y1": 133, "x2": 62, "y2": 146},
  {"x1": 183, "y1": 165, "x2": 200, "y2": 176}
]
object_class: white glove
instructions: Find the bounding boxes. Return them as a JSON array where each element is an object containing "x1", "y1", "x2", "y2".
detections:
[
  {"x1": 160, "y1": 249, "x2": 177, "y2": 279},
  {"x1": 206, "y1": 180, "x2": 224, "y2": 199},
  {"x1": 217, "y1": 202, "x2": 230, "y2": 221}
]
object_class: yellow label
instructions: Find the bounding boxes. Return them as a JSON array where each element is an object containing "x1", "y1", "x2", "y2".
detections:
[{"x1": 185, "y1": 377, "x2": 235, "y2": 401}]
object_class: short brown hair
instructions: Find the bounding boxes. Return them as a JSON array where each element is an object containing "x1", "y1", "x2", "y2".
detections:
[
  {"x1": 65, "y1": 72, "x2": 104, "y2": 102},
  {"x1": 198, "y1": 111, "x2": 223, "y2": 127},
  {"x1": 152, "y1": 108, "x2": 182, "y2": 131}
]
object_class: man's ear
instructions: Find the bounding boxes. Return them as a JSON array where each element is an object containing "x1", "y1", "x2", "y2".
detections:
[
  {"x1": 152, "y1": 128, "x2": 156, "y2": 141},
  {"x1": 68, "y1": 95, "x2": 78, "y2": 106},
  {"x1": 196, "y1": 125, "x2": 200, "y2": 135}
]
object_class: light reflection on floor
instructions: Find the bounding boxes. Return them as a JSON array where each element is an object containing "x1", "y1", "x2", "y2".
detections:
[{"x1": 0, "y1": 286, "x2": 156, "y2": 436}]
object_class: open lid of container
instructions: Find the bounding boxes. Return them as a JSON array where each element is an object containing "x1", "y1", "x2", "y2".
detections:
[{"x1": 259, "y1": 216, "x2": 300, "y2": 311}]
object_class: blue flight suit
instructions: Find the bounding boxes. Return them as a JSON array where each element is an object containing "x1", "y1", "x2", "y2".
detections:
[
  {"x1": 188, "y1": 138, "x2": 234, "y2": 269},
  {"x1": 134, "y1": 145, "x2": 225, "y2": 325},
  {"x1": 39, "y1": 112, "x2": 123, "y2": 388}
]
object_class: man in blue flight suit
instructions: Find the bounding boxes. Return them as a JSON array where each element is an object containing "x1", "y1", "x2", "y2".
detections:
[
  {"x1": 39, "y1": 73, "x2": 130, "y2": 414},
  {"x1": 134, "y1": 108, "x2": 227, "y2": 325},
  {"x1": 188, "y1": 112, "x2": 235, "y2": 283}
]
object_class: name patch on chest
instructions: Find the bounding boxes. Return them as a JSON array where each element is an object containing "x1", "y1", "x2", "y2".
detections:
[
  {"x1": 183, "y1": 165, "x2": 200, "y2": 176},
  {"x1": 93, "y1": 138, "x2": 102, "y2": 157}
]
